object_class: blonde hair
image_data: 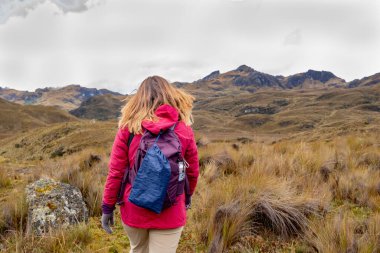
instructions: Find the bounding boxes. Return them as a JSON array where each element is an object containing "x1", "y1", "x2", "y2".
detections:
[{"x1": 118, "y1": 75, "x2": 195, "y2": 134}]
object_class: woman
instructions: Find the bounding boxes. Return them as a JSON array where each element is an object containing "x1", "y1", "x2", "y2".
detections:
[{"x1": 101, "y1": 75, "x2": 199, "y2": 253}]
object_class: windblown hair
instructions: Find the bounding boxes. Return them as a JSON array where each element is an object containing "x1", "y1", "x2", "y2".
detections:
[{"x1": 118, "y1": 75, "x2": 195, "y2": 134}]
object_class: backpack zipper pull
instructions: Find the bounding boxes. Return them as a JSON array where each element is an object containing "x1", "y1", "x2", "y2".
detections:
[{"x1": 183, "y1": 159, "x2": 189, "y2": 169}]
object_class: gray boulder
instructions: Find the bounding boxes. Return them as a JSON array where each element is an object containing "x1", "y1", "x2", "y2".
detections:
[{"x1": 25, "y1": 178, "x2": 88, "y2": 235}]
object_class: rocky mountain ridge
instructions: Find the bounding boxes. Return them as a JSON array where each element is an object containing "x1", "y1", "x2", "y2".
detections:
[
  {"x1": 0, "y1": 84, "x2": 122, "y2": 111},
  {"x1": 175, "y1": 65, "x2": 349, "y2": 92}
]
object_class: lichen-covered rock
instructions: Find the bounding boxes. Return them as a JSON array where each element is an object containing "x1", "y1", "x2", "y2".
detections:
[{"x1": 25, "y1": 178, "x2": 88, "y2": 235}]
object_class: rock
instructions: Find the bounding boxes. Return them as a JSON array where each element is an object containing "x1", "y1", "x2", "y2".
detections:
[
  {"x1": 239, "y1": 105, "x2": 278, "y2": 115},
  {"x1": 285, "y1": 70, "x2": 338, "y2": 88},
  {"x1": 233, "y1": 71, "x2": 283, "y2": 87},
  {"x1": 347, "y1": 79, "x2": 360, "y2": 88},
  {"x1": 236, "y1": 64, "x2": 255, "y2": 72},
  {"x1": 201, "y1": 70, "x2": 220, "y2": 81},
  {"x1": 25, "y1": 178, "x2": 88, "y2": 235}
]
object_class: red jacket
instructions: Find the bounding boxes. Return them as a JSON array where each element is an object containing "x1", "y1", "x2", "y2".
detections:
[{"x1": 102, "y1": 104, "x2": 199, "y2": 229}]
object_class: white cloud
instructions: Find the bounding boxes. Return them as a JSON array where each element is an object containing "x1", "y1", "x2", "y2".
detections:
[
  {"x1": 0, "y1": 0, "x2": 379, "y2": 94},
  {"x1": 0, "y1": 0, "x2": 102, "y2": 24}
]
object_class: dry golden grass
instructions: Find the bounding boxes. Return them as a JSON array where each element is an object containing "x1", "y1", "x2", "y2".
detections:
[
  {"x1": 185, "y1": 133, "x2": 380, "y2": 252},
  {"x1": 3, "y1": 222, "x2": 92, "y2": 253},
  {"x1": 0, "y1": 121, "x2": 116, "y2": 161},
  {"x1": 0, "y1": 130, "x2": 379, "y2": 252}
]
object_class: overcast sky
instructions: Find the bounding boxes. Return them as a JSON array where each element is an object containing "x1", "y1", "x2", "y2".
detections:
[{"x1": 0, "y1": 0, "x2": 379, "y2": 94}]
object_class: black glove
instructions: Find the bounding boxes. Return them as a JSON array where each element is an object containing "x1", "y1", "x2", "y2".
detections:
[
  {"x1": 185, "y1": 194, "x2": 192, "y2": 210},
  {"x1": 101, "y1": 212, "x2": 114, "y2": 234}
]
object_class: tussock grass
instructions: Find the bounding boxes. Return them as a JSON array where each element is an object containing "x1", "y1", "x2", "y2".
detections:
[
  {"x1": 0, "y1": 189, "x2": 28, "y2": 234},
  {"x1": 306, "y1": 209, "x2": 380, "y2": 253},
  {"x1": 38, "y1": 148, "x2": 109, "y2": 216},
  {"x1": 1, "y1": 132, "x2": 380, "y2": 252},
  {"x1": 188, "y1": 134, "x2": 379, "y2": 252},
  {"x1": 0, "y1": 169, "x2": 11, "y2": 188},
  {"x1": 3, "y1": 222, "x2": 92, "y2": 253}
]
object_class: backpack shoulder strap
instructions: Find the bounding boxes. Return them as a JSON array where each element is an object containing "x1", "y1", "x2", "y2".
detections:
[
  {"x1": 170, "y1": 122, "x2": 177, "y2": 131},
  {"x1": 116, "y1": 131, "x2": 134, "y2": 206},
  {"x1": 127, "y1": 132, "x2": 134, "y2": 148}
]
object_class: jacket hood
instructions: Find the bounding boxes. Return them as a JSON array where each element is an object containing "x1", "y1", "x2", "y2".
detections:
[{"x1": 142, "y1": 104, "x2": 179, "y2": 134}]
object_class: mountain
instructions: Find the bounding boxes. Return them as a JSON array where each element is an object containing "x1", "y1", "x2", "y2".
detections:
[
  {"x1": 280, "y1": 69, "x2": 346, "y2": 88},
  {"x1": 69, "y1": 94, "x2": 128, "y2": 120},
  {"x1": 0, "y1": 84, "x2": 122, "y2": 111},
  {"x1": 347, "y1": 72, "x2": 380, "y2": 88},
  {"x1": 231, "y1": 65, "x2": 284, "y2": 88},
  {"x1": 1, "y1": 66, "x2": 379, "y2": 136},
  {"x1": 0, "y1": 97, "x2": 78, "y2": 139},
  {"x1": 175, "y1": 65, "x2": 347, "y2": 93},
  {"x1": 1, "y1": 66, "x2": 377, "y2": 113}
]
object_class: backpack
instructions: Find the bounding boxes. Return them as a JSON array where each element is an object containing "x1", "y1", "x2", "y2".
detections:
[{"x1": 116, "y1": 122, "x2": 190, "y2": 214}]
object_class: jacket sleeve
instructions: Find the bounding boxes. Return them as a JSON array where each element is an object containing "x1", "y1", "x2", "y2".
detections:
[
  {"x1": 184, "y1": 126, "x2": 199, "y2": 195},
  {"x1": 102, "y1": 127, "x2": 130, "y2": 210}
]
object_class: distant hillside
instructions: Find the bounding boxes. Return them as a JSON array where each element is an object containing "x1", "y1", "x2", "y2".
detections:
[
  {"x1": 0, "y1": 97, "x2": 78, "y2": 139},
  {"x1": 70, "y1": 94, "x2": 128, "y2": 120},
  {"x1": 1, "y1": 84, "x2": 380, "y2": 160},
  {"x1": 190, "y1": 84, "x2": 380, "y2": 141},
  {"x1": 0, "y1": 84, "x2": 122, "y2": 111}
]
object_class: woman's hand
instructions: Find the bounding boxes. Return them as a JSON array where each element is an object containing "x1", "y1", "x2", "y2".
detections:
[
  {"x1": 185, "y1": 195, "x2": 192, "y2": 210},
  {"x1": 101, "y1": 212, "x2": 114, "y2": 234}
]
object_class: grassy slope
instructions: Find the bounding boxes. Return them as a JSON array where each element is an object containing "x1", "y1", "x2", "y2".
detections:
[
  {"x1": 0, "y1": 121, "x2": 117, "y2": 161},
  {"x1": 191, "y1": 85, "x2": 380, "y2": 141},
  {"x1": 0, "y1": 98, "x2": 78, "y2": 139}
]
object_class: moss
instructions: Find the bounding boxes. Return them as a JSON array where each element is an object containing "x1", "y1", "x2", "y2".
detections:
[
  {"x1": 351, "y1": 205, "x2": 372, "y2": 219},
  {"x1": 47, "y1": 202, "x2": 57, "y2": 210},
  {"x1": 35, "y1": 184, "x2": 55, "y2": 194}
]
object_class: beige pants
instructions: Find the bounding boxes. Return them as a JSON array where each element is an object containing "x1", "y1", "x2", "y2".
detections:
[{"x1": 122, "y1": 222, "x2": 184, "y2": 253}]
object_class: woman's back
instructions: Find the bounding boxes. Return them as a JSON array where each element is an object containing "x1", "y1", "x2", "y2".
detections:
[
  {"x1": 101, "y1": 75, "x2": 199, "y2": 252},
  {"x1": 103, "y1": 104, "x2": 199, "y2": 228}
]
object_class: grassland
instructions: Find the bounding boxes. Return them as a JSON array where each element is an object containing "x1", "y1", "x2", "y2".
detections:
[
  {"x1": 1, "y1": 127, "x2": 379, "y2": 252},
  {"x1": 191, "y1": 85, "x2": 380, "y2": 142},
  {"x1": 1, "y1": 82, "x2": 380, "y2": 252}
]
